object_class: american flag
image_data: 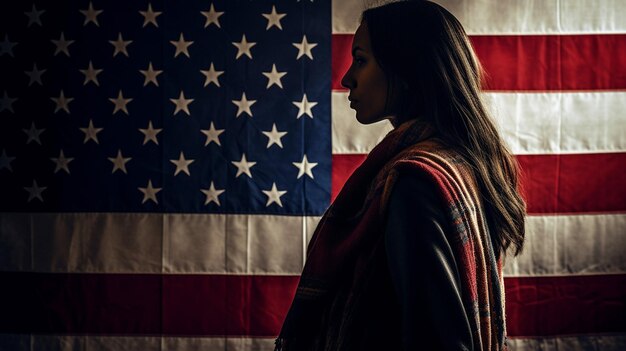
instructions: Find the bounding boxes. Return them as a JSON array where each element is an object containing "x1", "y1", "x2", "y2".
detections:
[{"x1": 0, "y1": 0, "x2": 625, "y2": 350}]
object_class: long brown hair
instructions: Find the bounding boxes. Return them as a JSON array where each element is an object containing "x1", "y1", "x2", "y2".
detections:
[{"x1": 362, "y1": 0, "x2": 527, "y2": 257}]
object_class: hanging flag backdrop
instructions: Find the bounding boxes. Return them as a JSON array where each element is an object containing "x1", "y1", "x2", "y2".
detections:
[{"x1": 0, "y1": 0, "x2": 625, "y2": 350}]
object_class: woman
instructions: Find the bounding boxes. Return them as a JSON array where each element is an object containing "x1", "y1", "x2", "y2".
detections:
[{"x1": 276, "y1": 1, "x2": 526, "y2": 350}]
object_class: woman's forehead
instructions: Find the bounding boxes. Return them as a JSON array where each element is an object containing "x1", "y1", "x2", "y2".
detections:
[{"x1": 353, "y1": 22, "x2": 371, "y2": 52}]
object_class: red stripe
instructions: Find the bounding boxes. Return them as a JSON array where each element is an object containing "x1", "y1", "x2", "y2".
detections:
[
  {"x1": 332, "y1": 153, "x2": 626, "y2": 214},
  {"x1": 506, "y1": 274, "x2": 626, "y2": 337},
  {"x1": 0, "y1": 273, "x2": 298, "y2": 337},
  {"x1": 332, "y1": 34, "x2": 626, "y2": 91},
  {"x1": 1, "y1": 272, "x2": 624, "y2": 337}
]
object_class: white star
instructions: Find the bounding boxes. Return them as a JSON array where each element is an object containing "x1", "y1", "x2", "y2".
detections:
[
  {"x1": 170, "y1": 151, "x2": 195, "y2": 176},
  {"x1": 200, "y1": 63, "x2": 224, "y2": 87},
  {"x1": 109, "y1": 33, "x2": 132, "y2": 57},
  {"x1": 24, "y1": 63, "x2": 46, "y2": 86},
  {"x1": 24, "y1": 180, "x2": 47, "y2": 202},
  {"x1": 50, "y1": 150, "x2": 74, "y2": 174},
  {"x1": 108, "y1": 149, "x2": 132, "y2": 174},
  {"x1": 232, "y1": 92, "x2": 256, "y2": 117},
  {"x1": 109, "y1": 90, "x2": 132, "y2": 115},
  {"x1": 262, "y1": 64, "x2": 287, "y2": 89},
  {"x1": 138, "y1": 180, "x2": 161, "y2": 204},
  {"x1": 80, "y1": 1, "x2": 103, "y2": 27},
  {"x1": 262, "y1": 123, "x2": 287, "y2": 148},
  {"x1": 139, "y1": 3, "x2": 161, "y2": 28},
  {"x1": 293, "y1": 35, "x2": 318, "y2": 60},
  {"x1": 0, "y1": 34, "x2": 17, "y2": 57},
  {"x1": 201, "y1": 181, "x2": 225, "y2": 206},
  {"x1": 262, "y1": 182, "x2": 287, "y2": 207},
  {"x1": 170, "y1": 33, "x2": 193, "y2": 58},
  {"x1": 293, "y1": 154, "x2": 318, "y2": 179},
  {"x1": 23, "y1": 122, "x2": 45, "y2": 145},
  {"x1": 0, "y1": 149, "x2": 16, "y2": 172},
  {"x1": 231, "y1": 154, "x2": 256, "y2": 178},
  {"x1": 201, "y1": 3, "x2": 224, "y2": 28},
  {"x1": 139, "y1": 121, "x2": 162, "y2": 145},
  {"x1": 79, "y1": 61, "x2": 103, "y2": 86},
  {"x1": 293, "y1": 94, "x2": 318, "y2": 119},
  {"x1": 262, "y1": 5, "x2": 286, "y2": 30},
  {"x1": 79, "y1": 119, "x2": 103, "y2": 144},
  {"x1": 51, "y1": 32, "x2": 74, "y2": 57},
  {"x1": 232, "y1": 34, "x2": 256, "y2": 59},
  {"x1": 1, "y1": 91, "x2": 17, "y2": 113},
  {"x1": 25, "y1": 4, "x2": 45, "y2": 27},
  {"x1": 51, "y1": 90, "x2": 74, "y2": 114},
  {"x1": 201, "y1": 121, "x2": 224, "y2": 146},
  {"x1": 170, "y1": 91, "x2": 194, "y2": 116},
  {"x1": 139, "y1": 62, "x2": 162, "y2": 87}
]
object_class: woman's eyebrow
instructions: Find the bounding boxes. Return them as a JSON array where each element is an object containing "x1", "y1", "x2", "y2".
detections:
[{"x1": 351, "y1": 46, "x2": 364, "y2": 56}]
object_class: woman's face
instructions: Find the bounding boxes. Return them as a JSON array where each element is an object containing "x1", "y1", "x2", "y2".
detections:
[{"x1": 341, "y1": 22, "x2": 395, "y2": 125}]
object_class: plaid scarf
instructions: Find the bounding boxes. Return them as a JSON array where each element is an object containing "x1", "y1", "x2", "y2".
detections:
[{"x1": 275, "y1": 119, "x2": 506, "y2": 350}]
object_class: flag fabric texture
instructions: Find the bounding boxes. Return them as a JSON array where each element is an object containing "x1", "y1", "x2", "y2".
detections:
[{"x1": 0, "y1": 0, "x2": 625, "y2": 350}]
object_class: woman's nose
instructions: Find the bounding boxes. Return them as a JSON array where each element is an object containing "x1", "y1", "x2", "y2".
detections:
[{"x1": 340, "y1": 69, "x2": 353, "y2": 89}]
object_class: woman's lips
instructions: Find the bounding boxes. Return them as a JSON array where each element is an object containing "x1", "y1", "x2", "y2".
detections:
[{"x1": 348, "y1": 97, "x2": 358, "y2": 108}]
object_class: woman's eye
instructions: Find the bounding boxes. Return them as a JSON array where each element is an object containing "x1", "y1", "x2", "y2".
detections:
[{"x1": 353, "y1": 57, "x2": 365, "y2": 65}]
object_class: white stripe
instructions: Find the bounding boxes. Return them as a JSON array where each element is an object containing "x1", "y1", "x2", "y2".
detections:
[
  {"x1": 0, "y1": 212, "x2": 319, "y2": 275},
  {"x1": 503, "y1": 214, "x2": 626, "y2": 277},
  {"x1": 332, "y1": 91, "x2": 626, "y2": 155},
  {"x1": 0, "y1": 334, "x2": 277, "y2": 351},
  {"x1": 332, "y1": 0, "x2": 626, "y2": 35},
  {"x1": 2, "y1": 213, "x2": 624, "y2": 276},
  {"x1": 508, "y1": 334, "x2": 626, "y2": 351},
  {"x1": 2, "y1": 334, "x2": 625, "y2": 351}
]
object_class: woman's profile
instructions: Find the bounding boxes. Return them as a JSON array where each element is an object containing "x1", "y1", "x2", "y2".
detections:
[{"x1": 276, "y1": 1, "x2": 526, "y2": 350}]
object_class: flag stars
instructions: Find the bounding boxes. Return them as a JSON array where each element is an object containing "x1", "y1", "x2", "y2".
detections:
[
  {"x1": 262, "y1": 123, "x2": 287, "y2": 148},
  {"x1": 109, "y1": 33, "x2": 132, "y2": 57},
  {"x1": 51, "y1": 32, "x2": 74, "y2": 57},
  {"x1": 293, "y1": 94, "x2": 318, "y2": 119},
  {"x1": 262, "y1": 183, "x2": 287, "y2": 207},
  {"x1": 232, "y1": 92, "x2": 256, "y2": 117},
  {"x1": 201, "y1": 182, "x2": 225, "y2": 206},
  {"x1": 50, "y1": 150, "x2": 74, "y2": 174},
  {"x1": 139, "y1": 3, "x2": 162, "y2": 28},
  {"x1": 232, "y1": 34, "x2": 256, "y2": 59},
  {"x1": 138, "y1": 180, "x2": 161, "y2": 204},
  {"x1": 51, "y1": 90, "x2": 74, "y2": 114},
  {"x1": 0, "y1": 149, "x2": 16, "y2": 172},
  {"x1": 201, "y1": 121, "x2": 224, "y2": 146},
  {"x1": 79, "y1": 61, "x2": 103, "y2": 86},
  {"x1": 24, "y1": 5, "x2": 45, "y2": 27},
  {"x1": 293, "y1": 35, "x2": 317, "y2": 60},
  {"x1": 201, "y1": 3, "x2": 224, "y2": 28},
  {"x1": 293, "y1": 154, "x2": 318, "y2": 179},
  {"x1": 1, "y1": 91, "x2": 17, "y2": 113},
  {"x1": 200, "y1": 63, "x2": 224, "y2": 87},
  {"x1": 139, "y1": 121, "x2": 162, "y2": 145},
  {"x1": 25, "y1": 64, "x2": 46, "y2": 86},
  {"x1": 79, "y1": 119, "x2": 103, "y2": 144},
  {"x1": 262, "y1": 64, "x2": 287, "y2": 89},
  {"x1": 24, "y1": 180, "x2": 47, "y2": 202},
  {"x1": 170, "y1": 152, "x2": 194, "y2": 176},
  {"x1": 109, "y1": 90, "x2": 133, "y2": 115},
  {"x1": 170, "y1": 33, "x2": 193, "y2": 58},
  {"x1": 140, "y1": 62, "x2": 163, "y2": 87},
  {"x1": 262, "y1": 5, "x2": 286, "y2": 30},
  {"x1": 108, "y1": 150, "x2": 132, "y2": 174},
  {"x1": 0, "y1": 35, "x2": 17, "y2": 57},
  {"x1": 170, "y1": 91, "x2": 194, "y2": 116},
  {"x1": 80, "y1": 1, "x2": 103, "y2": 27},
  {"x1": 23, "y1": 122, "x2": 45, "y2": 145},
  {"x1": 231, "y1": 154, "x2": 256, "y2": 178}
]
